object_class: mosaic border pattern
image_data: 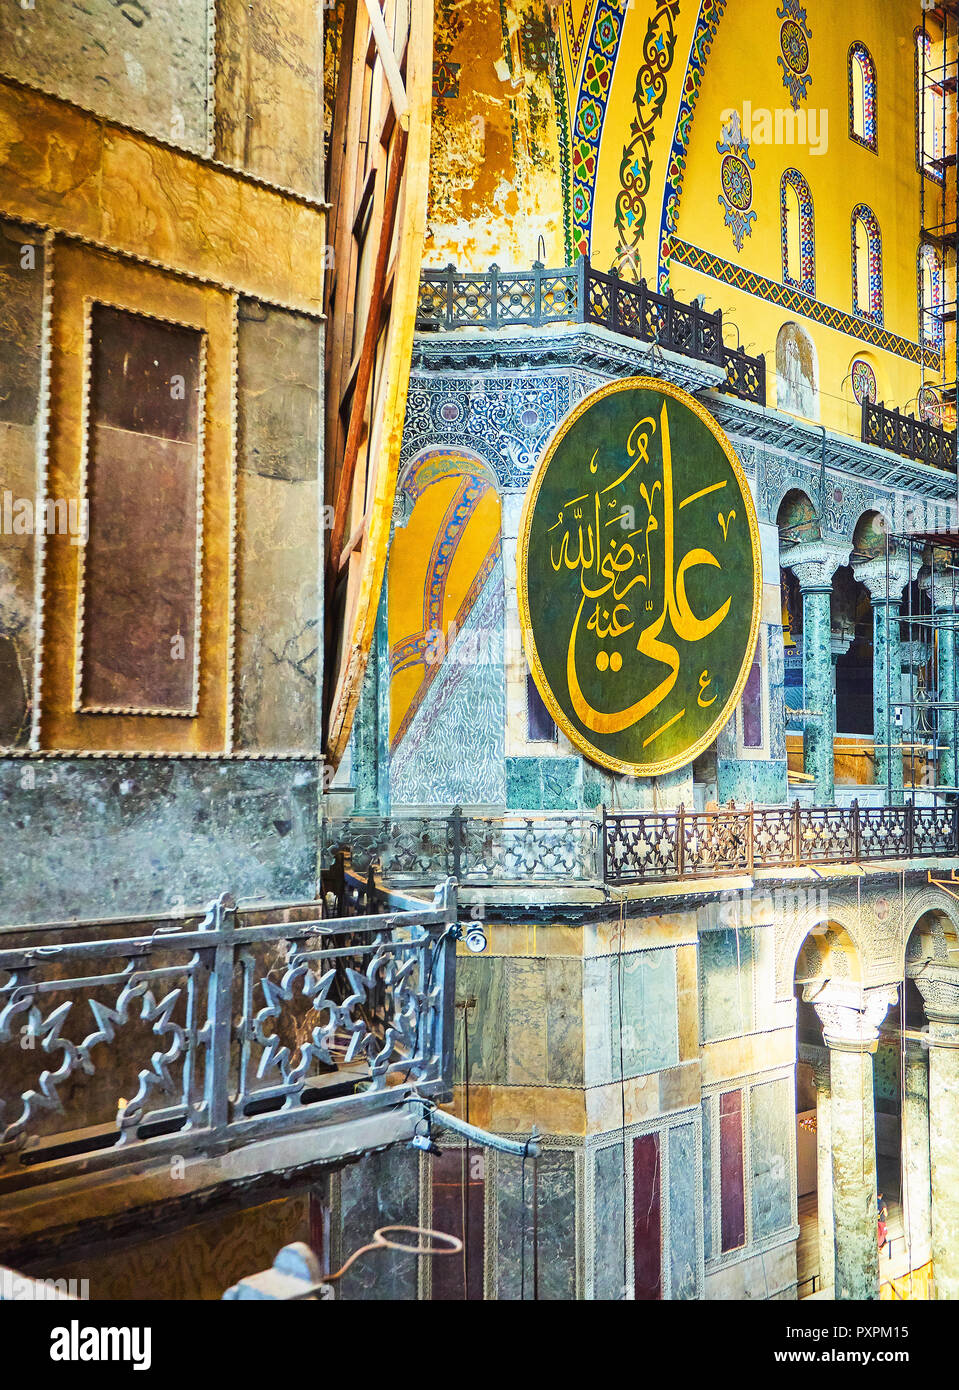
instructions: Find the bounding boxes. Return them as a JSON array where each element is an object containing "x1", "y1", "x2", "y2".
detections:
[
  {"x1": 848, "y1": 41, "x2": 878, "y2": 154},
  {"x1": 657, "y1": 0, "x2": 730, "y2": 291},
  {"x1": 851, "y1": 203, "x2": 883, "y2": 326},
  {"x1": 570, "y1": 0, "x2": 628, "y2": 259},
  {"x1": 669, "y1": 236, "x2": 939, "y2": 367},
  {"x1": 780, "y1": 168, "x2": 814, "y2": 296}
]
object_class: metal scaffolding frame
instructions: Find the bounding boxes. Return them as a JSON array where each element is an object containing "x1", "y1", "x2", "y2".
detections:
[
  {"x1": 880, "y1": 530, "x2": 959, "y2": 804},
  {"x1": 919, "y1": 3, "x2": 959, "y2": 441}
]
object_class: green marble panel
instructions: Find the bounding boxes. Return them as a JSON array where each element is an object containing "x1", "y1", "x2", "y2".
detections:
[
  {"x1": 750, "y1": 1077, "x2": 793, "y2": 1241},
  {"x1": 700, "y1": 928, "x2": 754, "y2": 1040}
]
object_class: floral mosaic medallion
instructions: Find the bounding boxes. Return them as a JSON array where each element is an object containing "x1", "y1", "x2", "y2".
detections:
[
  {"x1": 716, "y1": 112, "x2": 757, "y2": 251},
  {"x1": 851, "y1": 359, "x2": 877, "y2": 405},
  {"x1": 777, "y1": 1, "x2": 813, "y2": 109}
]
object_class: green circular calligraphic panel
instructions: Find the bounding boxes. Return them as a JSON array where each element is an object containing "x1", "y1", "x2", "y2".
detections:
[{"x1": 517, "y1": 378, "x2": 761, "y2": 776}]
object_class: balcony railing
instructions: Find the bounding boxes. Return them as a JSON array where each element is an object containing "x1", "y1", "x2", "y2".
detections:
[
  {"x1": 323, "y1": 811, "x2": 601, "y2": 887},
  {"x1": 0, "y1": 857, "x2": 456, "y2": 1192},
  {"x1": 324, "y1": 802, "x2": 959, "y2": 890},
  {"x1": 415, "y1": 258, "x2": 767, "y2": 404},
  {"x1": 862, "y1": 399, "x2": 956, "y2": 472}
]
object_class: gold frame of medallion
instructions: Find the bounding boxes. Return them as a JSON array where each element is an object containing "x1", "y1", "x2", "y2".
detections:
[{"x1": 516, "y1": 376, "x2": 763, "y2": 778}]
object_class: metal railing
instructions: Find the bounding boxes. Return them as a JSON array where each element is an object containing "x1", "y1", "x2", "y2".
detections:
[
  {"x1": 324, "y1": 803, "x2": 959, "y2": 889},
  {"x1": 415, "y1": 258, "x2": 767, "y2": 403},
  {"x1": 322, "y1": 811, "x2": 601, "y2": 887},
  {"x1": 0, "y1": 856, "x2": 457, "y2": 1191},
  {"x1": 861, "y1": 399, "x2": 956, "y2": 472}
]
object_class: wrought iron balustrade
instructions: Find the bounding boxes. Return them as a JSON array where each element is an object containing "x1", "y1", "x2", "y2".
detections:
[
  {"x1": 324, "y1": 802, "x2": 958, "y2": 890},
  {"x1": 603, "y1": 801, "x2": 959, "y2": 884},
  {"x1": 722, "y1": 343, "x2": 766, "y2": 405},
  {"x1": 415, "y1": 258, "x2": 767, "y2": 402},
  {"x1": 322, "y1": 811, "x2": 600, "y2": 886},
  {"x1": 861, "y1": 399, "x2": 956, "y2": 472},
  {"x1": 0, "y1": 859, "x2": 456, "y2": 1191}
]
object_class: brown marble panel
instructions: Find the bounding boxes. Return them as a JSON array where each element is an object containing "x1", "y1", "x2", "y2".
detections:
[
  {"x1": 80, "y1": 305, "x2": 201, "y2": 712},
  {"x1": 719, "y1": 1088, "x2": 746, "y2": 1252},
  {"x1": 633, "y1": 1132, "x2": 662, "y2": 1300},
  {"x1": 82, "y1": 427, "x2": 198, "y2": 711},
  {"x1": 0, "y1": 220, "x2": 43, "y2": 745},
  {"x1": 215, "y1": 0, "x2": 324, "y2": 197}
]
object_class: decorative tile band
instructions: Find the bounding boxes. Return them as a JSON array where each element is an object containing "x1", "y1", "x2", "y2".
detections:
[
  {"x1": 657, "y1": 0, "x2": 730, "y2": 291},
  {"x1": 668, "y1": 236, "x2": 941, "y2": 367},
  {"x1": 570, "y1": 0, "x2": 628, "y2": 259}
]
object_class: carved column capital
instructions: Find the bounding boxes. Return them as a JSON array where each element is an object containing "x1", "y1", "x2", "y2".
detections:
[
  {"x1": 800, "y1": 1041, "x2": 831, "y2": 1092},
  {"x1": 785, "y1": 541, "x2": 851, "y2": 593},
  {"x1": 921, "y1": 573, "x2": 959, "y2": 613},
  {"x1": 804, "y1": 981, "x2": 898, "y2": 1054},
  {"x1": 852, "y1": 555, "x2": 916, "y2": 603},
  {"x1": 909, "y1": 961, "x2": 959, "y2": 1036}
]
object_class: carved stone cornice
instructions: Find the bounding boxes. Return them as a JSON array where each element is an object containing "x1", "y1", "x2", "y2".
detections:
[
  {"x1": 804, "y1": 981, "x2": 898, "y2": 1053},
  {"x1": 785, "y1": 542, "x2": 852, "y2": 593}
]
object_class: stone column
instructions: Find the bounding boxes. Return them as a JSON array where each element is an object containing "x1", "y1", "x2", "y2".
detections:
[
  {"x1": 923, "y1": 576, "x2": 959, "y2": 791},
  {"x1": 807, "y1": 982, "x2": 898, "y2": 1299},
  {"x1": 788, "y1": 544, "x2": 850, "y2": 805},
  {"x1": 901, "y1": 1037, "x2": 932, "y2": 1271},
  {"x1": 855, "y1": 557, "x2": 913, "y2": 803},
  {"x1": 809, "y1": 1047, "x2": 834, "y2": 1292},
  {"x1": 911, "y1": 963, "x2": 959, "y2": 1298}
]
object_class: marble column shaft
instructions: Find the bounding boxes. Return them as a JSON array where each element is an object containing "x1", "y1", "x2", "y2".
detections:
[
  {"x1": 901, "y1": 1039, "x2": 932, "y2": 1270},
  {"x1": 913, "y1": 967, "x2": 959, "y2": 1299},
  {"x1": 801, "y1": 586, "x2": 833, "y2": 805},
  {"x1": 814, "y1": 1061, "x2": 834, "y2": 1291},
  {"x1": 872, "y1": 596, "x2": 903, "y2": 801},
  {"x1": 809, "y1": 984, "x2": 897, "y2": 1301}
]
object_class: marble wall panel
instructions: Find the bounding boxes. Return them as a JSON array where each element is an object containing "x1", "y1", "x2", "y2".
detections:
[
  {"x1": 495, "y1": 1148, "x2": 577, "y2": 1300},
  {"x1": 611, "y1": 947, "x2": 679, "y2": 1079},
  {"x1": 585, "y1": 948, "x2": 679, "y2": 1086},
  {"x1": 700, "y1": 928, "x2": 755, "y2": 1041},
  {"x1": 454, "y1": 955, "x2": 508, "y2": 1084},
  {"x1": 633, "y1": 1132, "x2": 662, "y2": 1300},
  {"x1": 0, "y1": 0, "x2": 210, "y2": 150},
  {"x1": 593, "y1": 1141, "x2": 627, "y2": 1299},
  {"x1": 750, "y1": 1076, "x2": 793, "y2": 1241},
  {"x1": 338, "y1": 1148, "x2": 420, "y2": 1300},
  {"x1": 0, "y1": 756, "x2": 318, "y2": 922},
  {"x1": 215, "y1": 0, "x2": 323, "y2": 197},
  {"x1": 82, "y1": 308, "x2": 201, "y2": 712},
  {"x1": 236, "y1": 300, "x2": 322, "y2": 751},
  {"x1": 668, "y1": 1122, "x2": 700, "y2": 1299},
  {"x1": 0, "y1": 220, "x2": 43, "y2": 748},
  {"x1": 429, "y1": 1147, "x2": 484, "y2": 1300}
]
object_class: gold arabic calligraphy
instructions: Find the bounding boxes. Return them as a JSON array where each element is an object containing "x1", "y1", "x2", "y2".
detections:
[{"x1": 548, "y1": 401, "x2": 732, "y2": 743}]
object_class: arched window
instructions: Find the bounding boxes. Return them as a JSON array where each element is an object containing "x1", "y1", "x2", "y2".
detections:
[
  {"x1": 848, "y1": 42, "x2": 877, "y2": 151},
  {"x1": 781, "y1": 169, "x2": 815, "y2": 294},
  {"x1": 919, "y1": 244, "x2": 943, "y2": 350},
  {"x1": 852, "y1": 205, "x2": 883, "y2": 324},
  {"x1": 916, "y1": 26, "x2": 945, "y2": 181}
]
